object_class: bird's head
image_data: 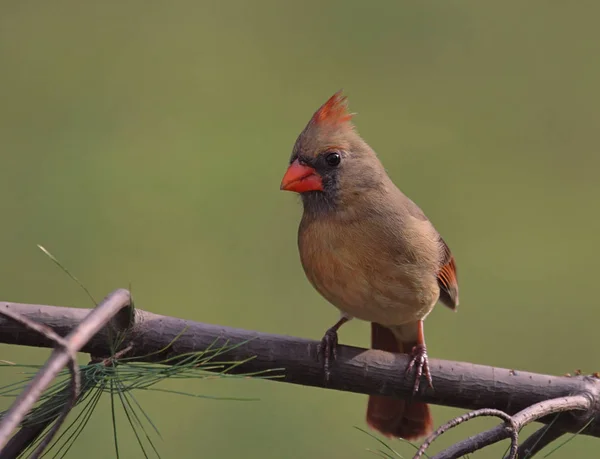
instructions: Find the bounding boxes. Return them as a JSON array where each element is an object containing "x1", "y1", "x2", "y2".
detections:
[{"x1": 280, "y1": 91, "x2": 386, "y2": 214}]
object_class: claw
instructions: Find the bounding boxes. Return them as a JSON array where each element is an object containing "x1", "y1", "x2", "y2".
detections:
[
  {"x1": 406, "y1": 343, "x2": 433, "y2": 395},
  {"x1": 317, "y1": 328, "x2": 339, "y2": 382},
  {"x1": 315, "y1": 316, "x2": 350, "y2": 383}
]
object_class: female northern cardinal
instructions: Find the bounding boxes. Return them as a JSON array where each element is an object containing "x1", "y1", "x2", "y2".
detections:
[{"x1": 279, "y1": 91, "x2": 459, "y2": 440}]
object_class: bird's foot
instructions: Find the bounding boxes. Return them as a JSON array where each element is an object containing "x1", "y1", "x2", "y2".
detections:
[
  {"x1": 406, "y1": 343, "x2": 433, "y2": 395},
  {"x1": 317, "y1": 327, "x2": 339, "y2": 383}
]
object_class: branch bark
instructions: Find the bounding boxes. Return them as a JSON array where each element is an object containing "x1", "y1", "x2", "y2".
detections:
[{"x1": 1, "y1": 293, "x2": 599, "y2": 448}]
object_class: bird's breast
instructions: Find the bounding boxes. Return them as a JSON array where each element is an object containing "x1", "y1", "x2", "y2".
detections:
[{"x1": 298, "y1": 217, "x2": 439, "y2": 326}]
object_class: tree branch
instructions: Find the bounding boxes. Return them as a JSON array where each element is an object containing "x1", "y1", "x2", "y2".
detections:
[
  {"x1": 414, "y1": 408, "x2": 519, "y2": 459},
  {"x1": 0, "y1": 310, "x2": 80, "y2": 457},
  {"x1": 0, "y1": 290, "x2": 132, "y2": 454},
  {"x1": 1, "y1": 293, "x2": 599, "y2": 449},
  {"x1": 429, "y1": 394, "x2": 591, "y2": 459},
  {"x1": 2, "y1": 344, "x2": 135, "y2": 459}
]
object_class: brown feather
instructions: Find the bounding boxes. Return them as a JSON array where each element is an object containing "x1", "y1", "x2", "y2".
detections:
[{"x1": 366, "y1": 323, "x2": 433, "y2": 439}]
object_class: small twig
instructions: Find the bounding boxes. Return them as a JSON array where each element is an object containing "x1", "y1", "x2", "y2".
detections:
[
  {"x1": 29, "y1": 357, "x2": 79, "y2": 459},
  {"x1": 516, "y1": 422, "x2": 565, "y2": 458},
  {"x1": 1, "y1": 388, "x2": 79, "y2": 459},
  {"x1": 3, "y1": 345, "x2": 134, "y2": 459},
  {"x1": 0, "y1": 289, "x2": 131, "y2": 454},
  {"x1": 414, "y1": 409, "x2": 518, "y2": 459},
  {"x1": 430, "y1": 394, "x2": 591, "y2": 459},
  {"x1": 90, "y1": 343, "x2": 134, "y2": 366},
  {"x1": 0, "y1": 308, "x2": 80, "y2": 459}
]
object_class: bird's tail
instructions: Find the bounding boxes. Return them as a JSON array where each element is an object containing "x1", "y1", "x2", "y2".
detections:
[{"x1": 366, "y1": 322, "x2": 433, "y2": 440}]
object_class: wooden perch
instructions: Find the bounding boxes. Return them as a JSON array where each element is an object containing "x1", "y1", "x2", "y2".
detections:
[{"x1": 1, "y1": 289, "x2": 599, "y2": 458}]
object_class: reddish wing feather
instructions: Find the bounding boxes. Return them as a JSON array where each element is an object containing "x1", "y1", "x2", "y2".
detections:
[{"x1": 437, "y1": 238, "x2": 459, "y2": 309}]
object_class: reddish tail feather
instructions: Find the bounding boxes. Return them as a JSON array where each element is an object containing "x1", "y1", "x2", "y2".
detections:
[{"x1": 366, "y1": 323, "x2": 433, "y2": 440}]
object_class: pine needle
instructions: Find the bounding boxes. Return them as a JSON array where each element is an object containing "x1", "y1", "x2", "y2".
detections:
[
  {"x1": 1, "y1": 245, "x2": 283, "y2": 457},
  {"x1": 542, "y1": 417, "x2": 594, "y2": 458},
  {"x1": 355, "y1": 426, "x2": 430, "y2": 459},
  {"x1": 36, "y1": 245, "x2": 97, "y2": 306}
]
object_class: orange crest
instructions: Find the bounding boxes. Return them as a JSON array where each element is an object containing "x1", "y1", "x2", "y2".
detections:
[{"x1": 311, "y1": 91, "x2": 354, "y2": 127}]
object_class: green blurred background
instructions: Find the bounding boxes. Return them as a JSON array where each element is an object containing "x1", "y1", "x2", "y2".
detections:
[{"x1": 1, "y1": 1, "x2": 599, "y2": 457}]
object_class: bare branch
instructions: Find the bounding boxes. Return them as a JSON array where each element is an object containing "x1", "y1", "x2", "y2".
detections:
[
  {"x1": 1, "y1": 293, "x2": 599, "y2": 457},
  {"x1": 0, "y1": 289, "x2": 131, "y2": 453},
  {"x1": 3, "y1": 345, "x2": 134, "y2": 459},
  {"x1": 0, "y1": 308, "x2": 80, "y2": 457},
  {"x1": 430, "y1": 394, "x2": 592, "y2": 459},
  {"x1": 414, "y1": 408, "x2": 518, "y2": 459},
  {"x1": 28, "y1": 357, "x2": 79, "y2": 459}
]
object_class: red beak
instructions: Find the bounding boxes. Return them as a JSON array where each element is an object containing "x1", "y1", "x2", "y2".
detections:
[{"x1": 280, "y1": 159, "x2": 323, "y2": 193}]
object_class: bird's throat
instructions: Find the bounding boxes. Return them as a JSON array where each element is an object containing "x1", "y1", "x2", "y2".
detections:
[{"x1": 301, "y1": 190, "x2": 338, "y2": 215}]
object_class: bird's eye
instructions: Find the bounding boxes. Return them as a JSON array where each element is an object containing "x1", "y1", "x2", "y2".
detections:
[{"x1": 325, "y1": 152, "x2": 341, "y2": 167}]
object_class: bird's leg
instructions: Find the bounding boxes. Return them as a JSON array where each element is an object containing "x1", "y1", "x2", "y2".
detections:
[
  {"x1": 317, "y1": 315, "x2": 351, "y2": 382},
  {"x1": 406, "y1": 320, "x2": 433, "y2": 394}
]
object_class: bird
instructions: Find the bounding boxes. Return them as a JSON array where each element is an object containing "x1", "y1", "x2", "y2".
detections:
[{"x1": 279, "y1": 91, "x2": 459, "y2": 440}]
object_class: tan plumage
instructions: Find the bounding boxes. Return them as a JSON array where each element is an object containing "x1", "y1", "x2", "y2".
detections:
[
  {"x1": 280, "y1": 91, "x2": 459, "y2": 440},
  {"x1": 299, "y1": 184, "x2": 444, "y2": 327}
]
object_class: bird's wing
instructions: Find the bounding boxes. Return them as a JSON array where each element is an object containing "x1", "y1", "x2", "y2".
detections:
[{"x1": 437, "y1": 237, "x2": 459, "y2": 309}]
